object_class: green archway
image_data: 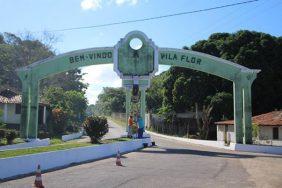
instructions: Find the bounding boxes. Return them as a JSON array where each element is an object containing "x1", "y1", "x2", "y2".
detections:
[{"x1": 17, "y1": 31, "x2": 260, "y2": 144}]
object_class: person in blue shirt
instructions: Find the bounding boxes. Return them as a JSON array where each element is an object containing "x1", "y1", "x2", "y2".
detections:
[{"x1": 137, "y1": 115, "x2": 144, "y2": 139}]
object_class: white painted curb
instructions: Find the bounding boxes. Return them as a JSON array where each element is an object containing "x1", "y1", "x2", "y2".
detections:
[
  {"x1": 0, "y1": 138, "x2": 151, "y2": 180},
  {"x1": 147, "y1": 131, "x2": 282, "y2": 155},
  {"x1": 0, "y1": 138, "x2": 50, "y2": 151},
  {"x1": 62, "y1": 132, "x2": 83, "y2": 141},
  {"x1": 234, "y1": 143, "x2": 282, "y2": 155}
]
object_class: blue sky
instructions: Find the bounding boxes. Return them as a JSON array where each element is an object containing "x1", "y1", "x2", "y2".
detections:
[{"x1": 1, "y1": 0, "x2": 282, "y2": 104}]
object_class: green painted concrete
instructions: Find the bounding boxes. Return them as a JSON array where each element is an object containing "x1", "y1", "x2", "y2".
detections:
[
  {"x1": 118, "y1": 34, "x2": 154, "y2": 76},
  {"x1": 17, "y1": 31, "x2": 259, "y2": 144}
]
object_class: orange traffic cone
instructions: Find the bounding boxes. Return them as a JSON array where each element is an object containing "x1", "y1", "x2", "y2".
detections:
[
  {"x1": 34, "y1": 164, "x2": 44, "y2": 188},
  {"x1": 116, "y1": 150, "x2": 123, "y2": 166}
]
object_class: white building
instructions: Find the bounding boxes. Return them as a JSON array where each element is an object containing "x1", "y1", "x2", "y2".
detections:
[
  {"x1": 0, "y1": 89, "x2": 48, "y2": 129},
  {"x1": 215, "y1": 111, "x2": 282, "y2": 146}
]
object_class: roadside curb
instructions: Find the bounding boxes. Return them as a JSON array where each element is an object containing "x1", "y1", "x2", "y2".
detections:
[
  {"x1": 0, "y1": 138, "x2": 151, "y2": 180},
  {"x1": 146, "y1": 130, "x2": 282, "y2": 155}
]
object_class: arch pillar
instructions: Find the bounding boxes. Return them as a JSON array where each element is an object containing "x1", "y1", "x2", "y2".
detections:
[
  {"x1": 18, "y1": 71, "x2": 39, "y2": 139},
  {"x1": 241, "y1": 72, "x2": 257, "y2": 144},
  {"x1": 140, "y1": 88, "x2": 146, "y2": 126},
  {"x1": 233, "y1": 80, "x2": 243, "y2": 144},
  {"x1": 20, "y1": 81, "x2": 30, "y2": 138},
  {"x1": 243, "y1": 83, "x2": 252, "y2": 144},
  {"x1": 125, "y1": 87, "x2": 132, "y2": 131},
  {"x1": 27, "y1": 80, "x2": 39, "y2": 139}
]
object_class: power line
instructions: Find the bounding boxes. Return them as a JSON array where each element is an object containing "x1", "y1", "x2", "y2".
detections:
[{"x1": 46, "y1": 0, "x2": 260, "y2": 32}]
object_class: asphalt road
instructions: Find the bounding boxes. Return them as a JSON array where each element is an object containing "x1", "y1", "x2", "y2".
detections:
[
  {"x1": 1, "y1": 134, "x2": 282, "y2": 188},
  {"x1": 103, "y1": 120, "x2": 126, "y2": 140}
]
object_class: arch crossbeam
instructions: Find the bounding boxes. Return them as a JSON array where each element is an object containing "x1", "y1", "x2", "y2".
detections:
[{"x1": 17, "y1": 47, "x2": 114, "y2": 138}]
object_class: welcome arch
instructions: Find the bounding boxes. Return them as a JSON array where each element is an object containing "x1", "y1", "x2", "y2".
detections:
[{"x1": 17, "y1": 31, "x2": 260, "y2": 144}]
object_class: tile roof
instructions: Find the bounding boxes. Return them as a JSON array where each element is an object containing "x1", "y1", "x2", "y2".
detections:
[
  {"x1": 215, "y1": 111, "x2": 282, "y2": 126},
  {"x1": 0, "y1": 94, "x2": 49, "y2": 106},
  {"x1": 0, "y1": 95, "x2": 22, "y2": 104}
]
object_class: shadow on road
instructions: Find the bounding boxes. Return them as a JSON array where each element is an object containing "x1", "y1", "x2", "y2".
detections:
[{"x1": 138, "y1": 147, "x2": 282, "y2": 159}]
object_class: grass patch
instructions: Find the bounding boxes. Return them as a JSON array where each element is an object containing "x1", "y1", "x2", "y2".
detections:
[
  {"x1": 50, "y1": 138, "x2": 64, "y2": 145},
  {"x1": 101, "y1": 137, "x2": 131, "y2": 144},
  {"x1": 0, "y1": 138, "x2": 25, "y2": 146},
  {"x1": 0, "y1": 137, "x2": 132, "y2": 159}
]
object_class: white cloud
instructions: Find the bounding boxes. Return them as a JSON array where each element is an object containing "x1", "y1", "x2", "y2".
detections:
[
  {"x1": 81, "y1": 0, "x2": 102, "y2": 10},
  {"x1": 115, "y1": 0, "x2": 138, "y2": 6},
  {"x1": 81, "y1": 0, "x2": 142, "y2": 11},
  {"x1": 81, "y1": 64, "x2": 122, "y2": 104}
]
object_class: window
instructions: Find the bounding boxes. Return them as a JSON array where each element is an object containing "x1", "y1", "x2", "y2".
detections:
[
  {"x1": 15, "y1": 104, "x2": 21, "y2": 114},
  {"x1": 273, "y1": 127, "x2": 279, "y2": 140}
]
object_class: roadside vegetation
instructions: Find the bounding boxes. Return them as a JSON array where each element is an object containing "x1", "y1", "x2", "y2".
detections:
[{"x1": 83, "y1": 115, "x2": 109, "y2": 144}]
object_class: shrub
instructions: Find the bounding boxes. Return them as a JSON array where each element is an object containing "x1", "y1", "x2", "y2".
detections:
[
  {"x1": 0, "y1": 129, "x2": 6, "y2": 142},
  {"x1": 6, "y1": 130, "x2": 17, "y2": 144},
  {"x1": 66, "y1": 124, "x2": 80, "y2": 133},
  {"x1": 83, "y1": 116, "x2": 109, "y2": 143},
  {"x1": 50, "y1": 108, "x2": 68, "y2": 136},
  {"x1": 252, "y1": 123, "x2": 259, "y2": 139},
  {"x1": 38, "y1": 131, "x2": 50, "y2": 139}
]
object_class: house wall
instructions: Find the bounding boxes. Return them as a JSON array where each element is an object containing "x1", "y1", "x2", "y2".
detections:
[
  {"x1": 0, "y1": 103, "x2": 48, "y2": 127},
  {"x1": 0, "y1": 103, "x2": 20, "y2": 124},
  {"x1": 6, "y1": 104, "x2": 20, "y2": 124},
  {"x1": 217, "y1": 125, "x2": 235, "y2": 143},
  {"x1": 217, "y1": 124, "x2": 282, "y2": 145},
  {"x1": 259, "y1": 126, "x2": 282, "y2": 140},
  {"x1": 0, "y1": 103, "x2": 4, "y2": 122}
]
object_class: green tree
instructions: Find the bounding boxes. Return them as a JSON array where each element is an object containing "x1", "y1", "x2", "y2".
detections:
[
  {"x1": 65, "y1": 90, "x2": 88, "y2": 123},
  {"x1": 191, "y1": 30, "x2": 282, "y2": 115},
  {"x1": 0, "y1": 32, "x2": 87, "y2": 94},
  {"x1": 43, "y1": 87, "x2": 88, "y2": 133},
  {"x1": 94, "y1": 87, "x2": 125, "y2": 115},
  {"x1": 205, "y1": 92, "x2": 233, "y2": 121},
  {"x1": 146, "y1": 72, "x2": 166, "y2": 113}
]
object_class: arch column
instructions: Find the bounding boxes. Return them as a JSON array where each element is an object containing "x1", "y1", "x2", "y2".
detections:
[
  {"x1": 242, "y1": 83, "x2": 252, "y2": 144},
  {"x1": 140, "y1": 88, "x2": 146, "y2": 126},
  {"x1": 20, "y1": 81, "x2": 30, "y2": 138},
  {"x1": 19, "y1": 71, "x2": 39, "y2": 139},
  {"x1": 125, "y1": 88, "x2": 132, "y2": 132},
  {"x1": 27, "y1": 80, "x2": 39, "y2": 139},
  {"x1": 233, "y1": 80, "x2": 243, "y2": 143},
  {"x1": 241, "y1": 72, "x2": 257, "y2": 144}
]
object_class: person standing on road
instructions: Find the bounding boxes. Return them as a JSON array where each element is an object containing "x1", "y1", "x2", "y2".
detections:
[
  {"x1": 137, "y1": 115, "x2": 144, "y2": 139},
  {"x1": 127, "y1": 115, "x2": 134, "y2": 138}
]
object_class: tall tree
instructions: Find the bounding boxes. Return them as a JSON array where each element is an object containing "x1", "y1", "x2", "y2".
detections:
[
  {"x1": 0, "y1": 32, "x2": 87, "y2": 93},
  {"x1": 191, "y1": 30, "x2": 282, "y2": 115},
  {"x1": 94, "y1": 87, "x2": 125, "y2": 115},
  {"x1": 146, "y1": 72, "x2": 167, "y2": 113}
]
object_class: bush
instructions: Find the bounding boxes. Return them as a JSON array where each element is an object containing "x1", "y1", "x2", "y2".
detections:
[
  {"x1": 83, "y1": 116, "x2": 109, "y2": 143},
  {"x1": 66, "y1": 124, "x2": 80, "y2": 133},
  {"x1": 6, "y1": 130, "x2": 17, "y2": 144},
  {"x1": 0, "y1": 129, "x2": 6, "y2": 142},
  {"x1": 50, "y1": 108, "x2": 68, "y2": 136},
  {"x1": 38, "y1": 131, "x2": 50, "y2": 139},
  {"x1": 252, "y1": 123, "x2": 259, "y2": 139}
]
